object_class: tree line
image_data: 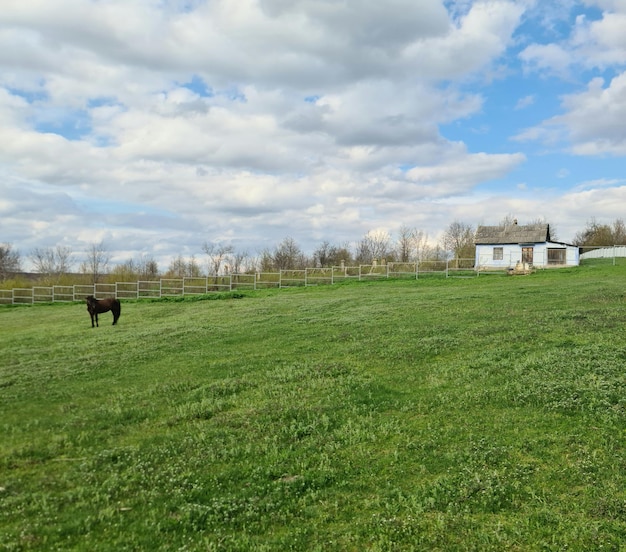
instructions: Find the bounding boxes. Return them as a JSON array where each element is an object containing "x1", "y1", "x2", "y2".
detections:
[
  {"x1": 0, "y1": 227, "x2": 440, "y2": 285},
  {"x1": 1, "y1": 217, "x2": 624, "y2": 286}
]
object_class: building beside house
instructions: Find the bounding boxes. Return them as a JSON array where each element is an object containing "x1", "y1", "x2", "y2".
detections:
[{"x1": 475, "y1": 220, "x2": 579, "y2": 269}]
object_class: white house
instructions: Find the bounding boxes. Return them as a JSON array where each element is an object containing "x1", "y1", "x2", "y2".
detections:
[{"x1": 475, "y1": 221, "x2": 579, "y2": 269}]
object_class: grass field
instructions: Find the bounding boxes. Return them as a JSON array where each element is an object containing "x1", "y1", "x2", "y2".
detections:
[{"x1": 1, "y1": 263, "x2": 626, "y2": 551}]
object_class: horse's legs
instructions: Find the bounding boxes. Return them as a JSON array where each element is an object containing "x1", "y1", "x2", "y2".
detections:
[{"x1": 95, "y1": 313, "x2": 99, "y2": 327}]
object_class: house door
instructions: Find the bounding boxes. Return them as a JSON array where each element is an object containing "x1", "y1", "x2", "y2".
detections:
[{"x1": 522, "y1": 247, "x2": 534, "y2": 264}]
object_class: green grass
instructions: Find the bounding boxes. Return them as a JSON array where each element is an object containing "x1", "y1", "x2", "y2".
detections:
[{"x1": 1, "y1": 263, "x2": 626, "y2": 551}]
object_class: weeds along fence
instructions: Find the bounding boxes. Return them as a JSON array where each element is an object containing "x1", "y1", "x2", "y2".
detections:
[{"x1": 0, "y1": 259, "x2": 483, "y2": 306}]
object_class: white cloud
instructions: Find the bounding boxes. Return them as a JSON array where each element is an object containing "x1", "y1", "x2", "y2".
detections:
[
  {"x1": 515, "y1": 94, "x2": 535, "y2": 109},
  {"x1": 517, "y1": 72, "x2": 626, "y2": 155},
  {"x1": 519, "y1": 43, "x2": 573, "y2": 76},
  {"x1": 562, "y1": 185, "x2": 626, "y2": 220},
  {"x1": 572, "y1": 177, "x2": 623, "y2": 190},
  {"x1": 5, "y1": 0, "x2": 622, "y2": 269},
  {"x1": 406, "y1": 151, "x2": 526, "y2": 196},
  {"x1": 520, "y1": 1, "x2": 626, "y2": 75}
]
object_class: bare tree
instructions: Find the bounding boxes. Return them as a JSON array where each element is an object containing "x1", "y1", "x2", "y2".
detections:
[
  {"x1": 57, "y1": 246, "x2": 72, "y2": 274},
  {"x1": 138, "y1": 256, "x2": 159, "y2": 280},
  {"x1": 332, "y1": 245, "x2": 353, "y2": 267},
  {"x1": 202, "y1": 242, "x2": 234, "y2": 275},
  {"x1": 353, "y1": 238, "x2": 371, "y2": 265},
  {"x1": 395, "y1": 226, "x2": 413, "y2": 263},
  {"x1": 313, "y1": 240, "x2": 333, "y2": 267},
  {"x1": 112, "y1": 255, "x2": 159, "y2": 281},
  {"x1": 229, "y1": 250, "x2": 251, "y2": 274},
  {"x1": 30, "y1": 246, "x2": 73, "y2": 284},
  {"x1": 413, "y1": 230, "x2": 430, "y2": 262},
  {"x1": 165, "y1": 255, "x2": 201, "y2": 278},
  {"x1": 530, "y1": 217, "x2": 558, "y2": 241},
  {"x1": 613, "y1": 219, "x2": 626, "y2": 243},
  {"x1": 355, "y1": 230, "x2": 393, "y2": 264},
  {"x1": 166, "y1": 255, "x2": 187, "y2": 278},
  {"x1": 112, "y1": 259, "x2": 137, "y2": 282},
  {"x1": 257, "y1": 248, "x2": 274, "y2": 272},
  {"x1": 395, "y1": 226, "x2": 431, "y2": 263},
  {"x1": 573, "y1": 218, "x2": 626, "y2": 246},
  {"x1": 187, "y1": 255, "x2": 202, "y2": 277},
  {"x1": 0, "y1": 243, "x2": 21, "y2": 281},
  {"x1": 80, "y1": 242, "x2": 110, "y2": 284},
  {"x1": 313, "y1": 241, "x2": 352, "y2": 267},
  {"x1": 498, "y1": 214, "x2": 517, "y2": 227},
  {"x1": 442, "y1": 220, "x2": 475, "y2": 259},
  {"x1": 272, "y1": 237, "x2": 306, "y2": 270}
]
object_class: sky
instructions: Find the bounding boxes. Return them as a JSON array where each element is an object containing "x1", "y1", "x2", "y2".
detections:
[{"x1": 2, "y1": 0, "x2": 626, "y2": 271}]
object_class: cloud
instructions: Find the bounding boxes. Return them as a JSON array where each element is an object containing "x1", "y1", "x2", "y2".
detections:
[
  {"x1": 562, "y1": 185, "x2": 626, "y2": 220},
  {"x1": 405, "y1": 151, "x2": 526, "y2": 196},
  {"x1": 561, "y1": 73, "x2": 626, "y2": 155},
  {"x1": 519, "y1": 1, "x2": 626, "y2": 76},
  {"x1": 519, "y1": 43, "x2": 573, "y2": 76},
  {"x1": 12, "y1": 0, "x2": 621, "y2": 270},
  {"x1": 572, "y1": 177, "x2": 623, "y2": 191},
  {"x1": 515, "y1": 72, "x2": 626, "y2": 155},
  {"x1": 515, "y1": 94, "x2": 535, "y2": 109}
]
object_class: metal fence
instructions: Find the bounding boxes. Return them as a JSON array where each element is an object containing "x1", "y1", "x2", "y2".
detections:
[
  {"x1": 579, "y1": 245, "x2": 626, "y2": 265},
  {"x1": 0, "y1": 259, "x2": 485, "y2": 306}
]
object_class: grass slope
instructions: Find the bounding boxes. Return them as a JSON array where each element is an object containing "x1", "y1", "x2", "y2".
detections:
[{"x1": 1, "y1": 264, "x2": 626, "y2": 551}]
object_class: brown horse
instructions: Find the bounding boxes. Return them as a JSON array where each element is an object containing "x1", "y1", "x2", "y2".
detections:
[{"x1": 86, "y1": 295, "x2": 121, "y2": 327}]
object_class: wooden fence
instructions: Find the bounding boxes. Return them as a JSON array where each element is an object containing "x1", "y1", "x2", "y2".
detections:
[{"x1": 0, "y1": 260, "x2": 477, "y2": 305}]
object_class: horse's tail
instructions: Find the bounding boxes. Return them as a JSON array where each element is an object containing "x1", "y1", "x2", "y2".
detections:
[{"x1": 112, "y1": 299, "x2": 121, "y2": 324}]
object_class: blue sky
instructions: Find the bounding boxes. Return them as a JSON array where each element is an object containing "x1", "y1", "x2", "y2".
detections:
[{"x1": 1, "y1": 0, "x2": 626, "y2": 271}]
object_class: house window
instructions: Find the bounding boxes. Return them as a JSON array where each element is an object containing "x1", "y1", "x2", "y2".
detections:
[
  {"x1": 522, "y1": 247, "x2": 534, "y2": 264},
  {"x1": 493, "y1": 247, "x2": 503, "y2": 261},
  {"x1": 548, "y1": 248, "x2": 566, "y2": 265}
]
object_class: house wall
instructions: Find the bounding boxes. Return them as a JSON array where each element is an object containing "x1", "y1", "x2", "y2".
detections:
[
  {"x1": 476, "y1": 241, "x2": 579, "y2": 268},
  {"x1": 534, "y1": 242, "x2": 579, "y2": 266}
]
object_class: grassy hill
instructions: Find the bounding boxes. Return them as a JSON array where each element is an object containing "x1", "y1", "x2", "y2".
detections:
[{"x1": 1, "y1": 263, "x2": 625, "y2": 550}]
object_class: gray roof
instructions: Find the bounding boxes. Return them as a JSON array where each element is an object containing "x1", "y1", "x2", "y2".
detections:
[{"x1": 475, "y1": 223, "x2": 551, "y2": 245}]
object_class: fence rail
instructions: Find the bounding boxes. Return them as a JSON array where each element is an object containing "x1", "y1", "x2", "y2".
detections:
[{"x1": 0, "y1": 258, "x2": 514, "y2": 306}]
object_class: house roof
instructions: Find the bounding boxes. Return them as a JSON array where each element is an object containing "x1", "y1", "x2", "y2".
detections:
[{"x1": 475, "y1": 223, "x2": 551, "y2": 245}]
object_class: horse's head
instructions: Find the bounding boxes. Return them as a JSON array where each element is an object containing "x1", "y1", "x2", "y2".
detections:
[{"x1": 85, "y1": 295, "x2": 96, "y2": 310}]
